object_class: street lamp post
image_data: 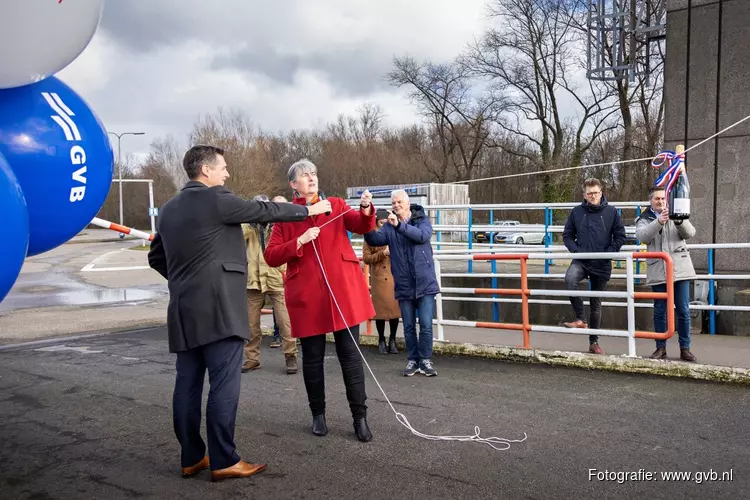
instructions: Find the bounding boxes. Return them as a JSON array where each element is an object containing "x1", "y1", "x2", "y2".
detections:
[{"x1": 107, "y1": 131, "x2": 145, "y2": 235}]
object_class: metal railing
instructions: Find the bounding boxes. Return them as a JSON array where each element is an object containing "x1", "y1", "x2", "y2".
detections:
[
  {"x1": 432, "y1": 251, "x2": 675, "y2": 358},
  {"x1": 349, "y1": 200, "x2": 749, "y2": 335}
]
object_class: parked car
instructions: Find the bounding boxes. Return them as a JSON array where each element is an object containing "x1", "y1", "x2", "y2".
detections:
[
  {"x1": 493, "y1": 221, "x2": 546, "y2": 245},
  {"x1": 474, "y1": 220, "x2": 522, "y2": 243}
]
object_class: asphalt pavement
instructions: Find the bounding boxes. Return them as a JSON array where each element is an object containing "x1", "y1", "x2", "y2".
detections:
[{"x1": 0, "y1": 327, "x2": 746, "y2": 500}]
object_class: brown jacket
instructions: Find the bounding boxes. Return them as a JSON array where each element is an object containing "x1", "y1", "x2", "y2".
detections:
[
  {"x1": 242, "y1": 223, "x2": 285, "y2": 293},
  {"x1": 362, "y1": 242, "x2": 401, "y2": 320}
]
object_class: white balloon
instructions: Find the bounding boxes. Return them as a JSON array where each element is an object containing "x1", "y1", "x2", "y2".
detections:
[{"x1": 0, "y1": 0, "x2": 105, "y2": 90}]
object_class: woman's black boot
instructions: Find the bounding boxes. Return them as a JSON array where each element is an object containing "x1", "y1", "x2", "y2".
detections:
[{"x1": 312, "y1": 414, "x2": 328, "y2": 436}]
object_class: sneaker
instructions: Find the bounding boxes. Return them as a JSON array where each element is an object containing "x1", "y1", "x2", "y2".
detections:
[
  {"x1": 270, "y1": 337, "x2": 281, "y2": 348},
  {"x1": 418, "y1": 360, "x2": 437, "y2": 377},
  {"x1": 403, "y1": 360, "x2": 419, "y2": 377},
  {"x1": 285, "y1": 354, "x2": 298, "y2": 374}
]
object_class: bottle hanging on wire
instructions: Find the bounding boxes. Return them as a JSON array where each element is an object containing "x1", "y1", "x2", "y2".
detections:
[{"x1": 669, "y1": 164, "x2": 691, "y2": 221}]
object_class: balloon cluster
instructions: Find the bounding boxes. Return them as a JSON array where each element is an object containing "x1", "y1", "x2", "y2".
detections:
[{"x1": 0, "y1": 0, "x2": 113, "y2": 302}]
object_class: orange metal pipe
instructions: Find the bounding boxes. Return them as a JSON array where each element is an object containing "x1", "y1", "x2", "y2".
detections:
[
  {"x1": 476, "y1": 321, "x2": 524, "y2": 330},
  {"x1": 474, "y1": 288, "x2": 523, "y2": 296},
  {"x1": 634, "y1": 291, "x2": 668, "y2": 300},
  {"x1": 520, "y1": 257, "x2": 531, "y2": 348},
  {"x1": 473, "y1": 253, "x2": 529, "y2": 261},
  {"x1": 632, "y1": 251, "x2": 675, "y2": 340}
]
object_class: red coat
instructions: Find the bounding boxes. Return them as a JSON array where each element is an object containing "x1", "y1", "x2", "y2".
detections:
[{"x1": 264, "y1": 196, "x2": 376, "y2": 338}]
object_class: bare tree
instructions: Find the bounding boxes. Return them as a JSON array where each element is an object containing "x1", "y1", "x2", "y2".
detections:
[
  {"x1": 147, "y1": 135, "x2": 185, "y2": 191},
  {"x1": 388, "y1": 56, "x2": 497, "y2": 182},
  {"x1": 465, "y1": 0, "x2": 620, "y2": 202}
]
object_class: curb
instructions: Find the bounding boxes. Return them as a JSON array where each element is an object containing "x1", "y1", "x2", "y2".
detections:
[
  {"x1": 347, "y1": 332, "x2": 750, "y2": 386},
  {"x1": 21, "y1": 322, "x2": 745, "y2": 385}
]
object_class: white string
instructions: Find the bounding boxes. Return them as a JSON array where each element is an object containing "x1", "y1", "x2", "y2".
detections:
[
  {"x1": 449, "y1": 111, "x2": 750, "y2": 185},
  {"x1": 307, "y1": 219, "x2": 527, "y2": 450}
]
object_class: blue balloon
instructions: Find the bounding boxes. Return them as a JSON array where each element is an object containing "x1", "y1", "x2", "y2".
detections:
[
  {"x1": 0, "y1": 77, "x2": 113, "y2": 256},
  {"x1": 0, "y1": 152, "x2": 29, "y2": 303}
]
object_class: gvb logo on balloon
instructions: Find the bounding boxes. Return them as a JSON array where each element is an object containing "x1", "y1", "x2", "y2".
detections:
[{"x1": 41, "y1": 91, "x2": 87, "y2": 203}]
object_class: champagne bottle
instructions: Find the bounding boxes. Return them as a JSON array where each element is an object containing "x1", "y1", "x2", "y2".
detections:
[{"x1": 669, "y1": 147, "x2": 690, "y2": 221}]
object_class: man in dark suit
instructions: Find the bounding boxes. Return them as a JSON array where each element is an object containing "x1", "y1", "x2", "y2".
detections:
[{"x1": 148, "y1": 145, "x2": 331, "y2": 481}]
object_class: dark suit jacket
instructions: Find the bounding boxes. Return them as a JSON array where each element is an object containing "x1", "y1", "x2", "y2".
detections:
[{"x1": 148, "y1": 181, "x2": 308, "y2": 353}]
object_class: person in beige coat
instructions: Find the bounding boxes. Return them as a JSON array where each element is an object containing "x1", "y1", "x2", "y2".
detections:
[
  {"x1": 242, "y1": 194, "x2": 298, "y2": 374},
  {"x1": 362, "y1": 213, "x2": 401, "y2": 355},
  {"x1": 635, "y1": 187, "x2": 697, "y2": 362}
]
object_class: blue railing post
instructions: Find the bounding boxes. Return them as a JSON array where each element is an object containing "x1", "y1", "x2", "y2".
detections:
[
  {"x1": 635, "y1": 206, "x2": 642, "y2": 284},
  {"x1": 615, "y1": 208, "x2": 623, "y2": 269},
  {"x1": 709, "y1": 248, "x2": 716, "y2": 335},
  {"x1": 544, "y1": 207, "x2": 551, "y2": 274},
  {"x1": 490, "y1": 208, "x2": 499, "y2": 321},
  {"x1": 468, "y1": 207, "x2": 473, "y2": 273},
  {"x1": 436, "y1": 210, "x2": 441, "y2": 251}
]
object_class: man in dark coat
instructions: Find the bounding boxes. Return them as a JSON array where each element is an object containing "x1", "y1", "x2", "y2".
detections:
[
  {"x1": 148, "y1": 145, "x2": 331, "y2": 481},
  {"x1": 561, "y1": 178, "x2": 626, "y2": 355},
  {"x1": 364, "y1": 189, "x2": 440, "y2": 377}
]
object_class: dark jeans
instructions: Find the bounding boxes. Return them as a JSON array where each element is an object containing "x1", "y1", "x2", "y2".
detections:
[
  {"x1": 173, "y1": 336, "x2": 243, "y2": 471},
  {"x1": 299, "y1": 325, "x2": 367, "y2": 419},
  {"x1": 272, "y1": 310, "x2": 280, "y2": 340},
  {"x1": 375, "y1": 318, "x2": 400, "y2": 342},
  {"x1": 399, "y1": 295, "x2": 435, "y2": 362},
  {"x1": 565, "y1": 261, "x2": 609, "y2": 344},
  {"x1": 653, "y1": 280, "x2": 692, "y2": 349}
]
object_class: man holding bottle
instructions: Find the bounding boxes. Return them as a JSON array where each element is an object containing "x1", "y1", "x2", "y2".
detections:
[{"x1": 635, "y1": 187, "x2": 698, "y2": 362}]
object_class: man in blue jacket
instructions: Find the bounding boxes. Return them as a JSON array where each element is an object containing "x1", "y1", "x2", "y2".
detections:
[
  {"x1": 364, "y1": 189, "x2": 440, "y2": 377},
  {"x1": 562, "y1": 178, "x2": 626, "y2": 355}
]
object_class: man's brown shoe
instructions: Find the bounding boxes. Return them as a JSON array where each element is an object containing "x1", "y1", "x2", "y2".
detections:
[
  {"x1": 241, "y1": 360, "x2": 260, "y2": 373},
  {"x1": 182, "y1": 456, "x2": 209, "y2": 478},
  {"x1": 680, "y1": 349, "x2": 697, "y2": 363},
  {"x1": 563, "y1": 319, "x2": 588, "y2": 329},
  {"x1": 650, "y1": 347, "x2": 667, "y2": 360},
  {"x1": 588, "y1": 343, "x2": 606, "y2": 355},
  {"x1": 210, "y1": 460, "x2": 267, "y2": 482},
  {"x1": 285, "y1": 354, "x2": 298, "y2": 374}
]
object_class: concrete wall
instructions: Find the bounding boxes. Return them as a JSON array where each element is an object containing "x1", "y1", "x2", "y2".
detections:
[
  {"x1": 665, "y1": 0, "x2": 750, "y2": 272},
  {"x1": 664, "y1": 0, "x2": 750, "y2": 335}
]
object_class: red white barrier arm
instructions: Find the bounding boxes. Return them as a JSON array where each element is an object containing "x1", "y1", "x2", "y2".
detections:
[{"x1": 90, "y1": 217, "x2": 155, "y2": 241}]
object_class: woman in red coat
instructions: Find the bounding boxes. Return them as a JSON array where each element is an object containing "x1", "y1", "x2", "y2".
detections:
[{"x1": 264, "y1": 158, "x2": 376, "y2": 442}]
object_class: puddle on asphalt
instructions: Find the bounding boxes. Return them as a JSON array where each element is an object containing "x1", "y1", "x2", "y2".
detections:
[
  {"x1": 0, "y1": 288, "x2": 161, "y2": 311},
  {"x1": 57, "y1": 288, "x2": 159, "y2": 305}
]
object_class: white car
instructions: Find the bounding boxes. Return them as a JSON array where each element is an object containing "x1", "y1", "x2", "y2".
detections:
[{"x1": 492, "y1": 221, "x2": 546, "y2": 245}]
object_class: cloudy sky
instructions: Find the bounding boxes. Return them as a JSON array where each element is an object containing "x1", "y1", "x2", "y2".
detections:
[{"x1": 57, "y1": 0, "x2": 493, "y2": 161}]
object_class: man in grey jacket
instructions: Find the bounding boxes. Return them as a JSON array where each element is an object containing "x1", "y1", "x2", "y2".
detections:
[{"x1": 635, "y1": 187, "x2": 698, "y2": 362}]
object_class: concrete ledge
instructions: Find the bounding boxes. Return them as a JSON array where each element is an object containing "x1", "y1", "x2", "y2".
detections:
[{"x1": 348, "y1": 332, "x2": 750, "y2": 386}]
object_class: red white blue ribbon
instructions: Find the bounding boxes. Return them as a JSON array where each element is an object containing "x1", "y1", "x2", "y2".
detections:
[{"x1": 652, "y1": 150, "x2": 685, "y2": 196}]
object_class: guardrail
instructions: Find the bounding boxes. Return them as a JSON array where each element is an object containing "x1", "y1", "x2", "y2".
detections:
[
  {"x1": 432, "y1": 251, "x2": 675, "y2": 358},
  {"x1": 352, "y1": 225, "x2": 749, "y2": 335}
]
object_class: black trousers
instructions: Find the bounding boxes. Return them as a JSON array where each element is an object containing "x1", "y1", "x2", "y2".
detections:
[
  {"x1": 299, "y1": 325, "x2": 367, "y2": 419},
  {"x1": 375, "y1": 318, "x2": 400, "y2": 341},
  {"x1": 173, "y1": 336, "x2": 243, "y2": 470}
]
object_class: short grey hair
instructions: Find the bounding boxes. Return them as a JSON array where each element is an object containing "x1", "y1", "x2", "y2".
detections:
[
  {"x1": 253, "y1": 194, "x2": 269, "y2": 202},
  {"x1": 391, "y1": 189, "x2": 410, "y2": 202},
  {"x1": 287, "y1": 158, "x2": 318, "y2": 183}
]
